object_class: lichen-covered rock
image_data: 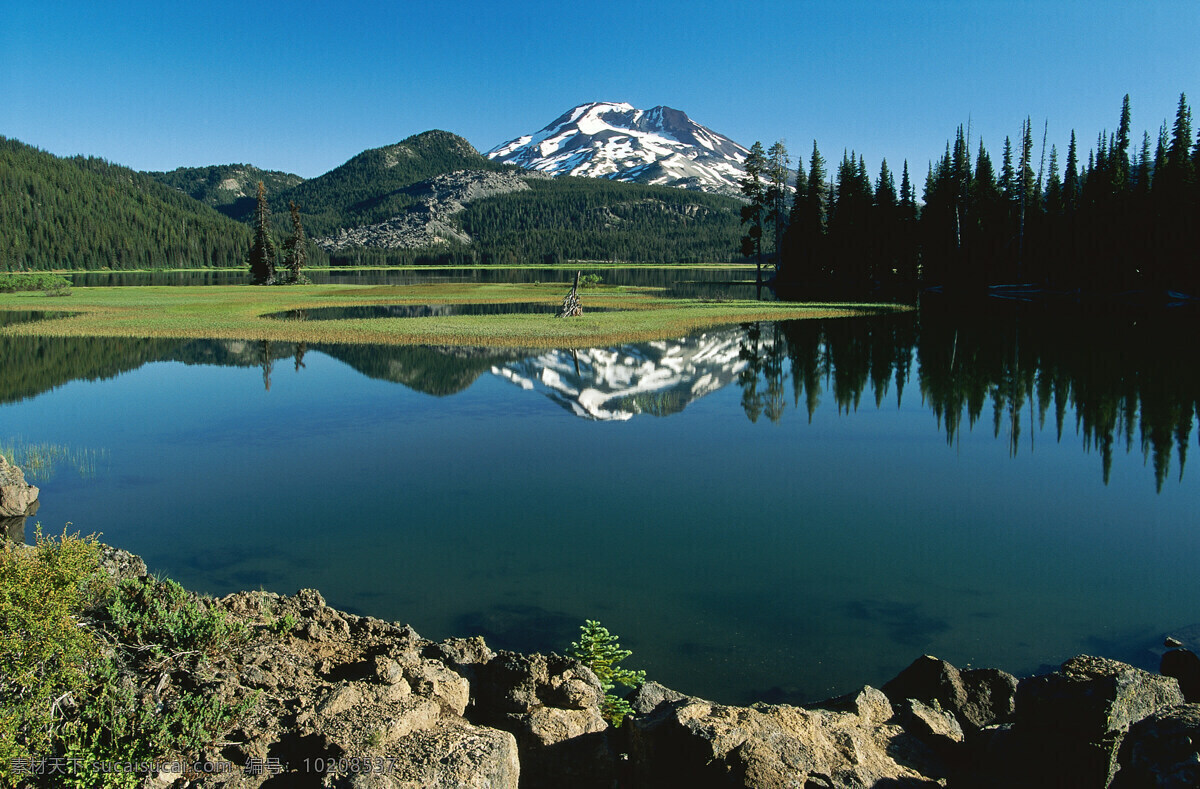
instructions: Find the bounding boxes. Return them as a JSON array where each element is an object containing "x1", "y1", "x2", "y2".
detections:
[
  {"x1": 0, "y1": 455, "x2": 38, "y2": 518},
  {"x1": 629, "y1": 680, "x2": 693, "y2": 714},
  {"x1": 468, "y1": 650, "x2": 604, "y2": 715},
  {"x1": 342, "y1": 721, "x2": 520, "y2": 789},
  {"x1": 1010, "y1": 656, "x2": 1186, "y2": 788},
  {"x1": 1113, "y1": 703, "x2": 1200, "y2": 788},
  {"x1": 629, "y1": 688, "x2": 947, "y2": 788},
  {"x1": 96, "y1": 545, "x2": 147, "y2": 582},
  {"x1": 896, "y1": 698, "x2": 965, "y2": 753}
]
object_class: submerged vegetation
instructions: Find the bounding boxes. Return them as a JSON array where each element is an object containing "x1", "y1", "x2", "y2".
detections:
[{"x1": 0, "y1": 440, "x2": 107, "y2": 481}]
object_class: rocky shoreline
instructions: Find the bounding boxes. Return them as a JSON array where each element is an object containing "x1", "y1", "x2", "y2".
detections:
[
  {"x1": 70, "y1": 546, "x2": 1198, "y2": 789},
  {"x1": 4, "y1": 460, "x2": 1200, "y2": 787}
]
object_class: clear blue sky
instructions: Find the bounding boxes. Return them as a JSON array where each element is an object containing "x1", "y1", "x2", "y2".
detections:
[{"x1": 3, "y1": 1, "x2": 1197, "y2": 181}]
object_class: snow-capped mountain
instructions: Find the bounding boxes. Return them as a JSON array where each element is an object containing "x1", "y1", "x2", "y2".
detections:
[
  {"x1": 486, "y1": 102, "x2": 750, "y2": 196},
  {"x1": 489, "y1": 327, "x2": 750, "y2": 421}
]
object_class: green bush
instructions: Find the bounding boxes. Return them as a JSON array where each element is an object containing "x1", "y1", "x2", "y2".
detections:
[
  {"x1": 0, "y1": 272, "x2": 72, "y2": 293},
  {"x1": 106, "y1": 576, "x2": 247, "y2": 659},
  {"x1": 568, "y1": 620, "x2": 646, "y2": 727},
  {"x1": 58, "y1": 654, "x2": 256, "y2": 789},
  {"x1": 0, "y1": 541, "x2": 257, "y2": 787},
  {"x1": 0, "y1": 527, "x2": 110, "y2": 785}
]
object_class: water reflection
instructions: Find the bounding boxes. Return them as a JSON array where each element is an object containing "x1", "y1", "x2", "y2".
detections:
[
  {"x1": 728, "y1": 302, "x2": 1199, "y2": 491},
  {"x1": 1, "y1": 300, "x2": 1196, "y2": 488},
  {"x1": 493, "y1": 329, "x2": 748, "y2": 420},
  {"x1": 0, "y1": 310, "x2": 75, "y2": 326}
]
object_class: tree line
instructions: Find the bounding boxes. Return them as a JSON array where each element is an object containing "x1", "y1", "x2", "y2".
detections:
[{"x1": 741, "y1": 93, "x2": 1200, "y2": 298}]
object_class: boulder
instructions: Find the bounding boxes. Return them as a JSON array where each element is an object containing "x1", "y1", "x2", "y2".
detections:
[
  {"x1": 0, "y1": 456, "x2": 38, "y2": 518},
  {"x1": 458, "y1": 650, "x2": 612, "y2": 789},
  {"x1": 1012, "y1": 655, "x2": 1186, "y2": 788},
  {"x1": 882, "y1": 655, "x2": 1017, "y2": 731},
  {"x1": 895, "y1": 698, "x2": 965, "y2": 755},
  {"x1": 629, "y1": 688, "x2": 947, "y2": 788},
  {"x1": 629, "y1": 680, "x2": 693, "y2": 715},
  {"x1": 342, "y1": 721, "x2": 520, "y2": 789},
  {"x1": 1160, "y1": 648, "x2": 1200, "y2": 703},
  {"x1": 1016, "y1": 655, "x2": 1184, "y2": 739},
  {"x1": 1113, "y1": 703, "x2": 1200, "y2": 788}
]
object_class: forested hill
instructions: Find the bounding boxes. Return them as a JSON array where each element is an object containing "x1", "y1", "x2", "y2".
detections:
[
  {"x1": 0, "y1": 137, "x2": 252, "y2": 270},
  {"x1": 276, "y1": 130, "x2": 514, "y2": 237},
  {"x1": 453, "y1": 177, "x2": 743, "y2": 265},
  {"x1": 148, "y1": 164, "x2": 305, "y2": 219}
]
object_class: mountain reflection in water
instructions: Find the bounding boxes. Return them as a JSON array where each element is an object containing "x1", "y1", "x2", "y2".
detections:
[{"x1": 1, "y1": 300, "x2": 1197, "y2": 488}]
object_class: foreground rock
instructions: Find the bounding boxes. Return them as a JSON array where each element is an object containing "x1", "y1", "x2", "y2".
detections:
[
  {"x1": 629, "y1": 685, "x2": 947, "y2": 787},
  {"x1": 68, "y1": 551, "x2": 1200, "y2": 789},
  {"x1": 0, "y1": 455, "x2": 38, "y2": 518}
]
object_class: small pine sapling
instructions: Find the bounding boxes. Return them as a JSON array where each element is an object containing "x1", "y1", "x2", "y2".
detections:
[{"x1": 568, "y1": 620, "x2": 646, "y2": 727}]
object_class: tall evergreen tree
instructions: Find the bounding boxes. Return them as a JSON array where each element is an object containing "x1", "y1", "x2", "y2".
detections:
[
  {"x1": 248, "y1": 181, "x2": 277, "y2": 285},
  {"x1": 764, "y1": 141, "x2": 791, "y2": 273},
  {"x1": 739, "y1": 142, "x2": 768, "y2": 289},
  {"x1": 896, "y1": 160, "x2": 919, "y2": 284},
  {"x1": 281, "y1": 201, "x2": 308, "y2": 282}
]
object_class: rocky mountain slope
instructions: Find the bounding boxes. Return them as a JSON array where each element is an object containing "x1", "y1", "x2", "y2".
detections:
[
  {"x1": 487, "y1": 102, "x2": 751, "y2": 196},
  {"x1": 314, "y1": 169, "x2": 547, "y2": 251}
]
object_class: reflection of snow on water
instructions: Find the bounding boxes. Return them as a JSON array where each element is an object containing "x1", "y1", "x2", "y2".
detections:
[{"x1": 491, "y1": 326, "x2": 750, "y2": 420}]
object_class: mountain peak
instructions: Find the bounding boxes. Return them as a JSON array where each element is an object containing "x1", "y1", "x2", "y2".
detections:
[{"x1": 486, "y1": 102, "x2": 749, "y2": 195}]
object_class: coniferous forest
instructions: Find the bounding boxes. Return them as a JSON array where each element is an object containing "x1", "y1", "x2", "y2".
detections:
[
  {"x1": 754, "y1": 93, "x2": 1200, "y2": 298},
  {"x1": 0, "y1": 137, "x2": 252, "y2": 270}
]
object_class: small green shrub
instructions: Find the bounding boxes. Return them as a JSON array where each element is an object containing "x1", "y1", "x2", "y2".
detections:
[
  {"x1": 579, "y1": 273, "x2": 603, "y2": 287},
  {"x1": 0, "y1": 272, "x2": 72, "y2": 293},
  {"x1": 568, "y1": 620, "x2": 646, "y2": 727},
  {"x1": 106, "y1": 576, "x2": 247, "y2": 660},
  {"x1": 269, "y1": 612, "x2": 298, "y2": 635},
  {"x1": 0, "y1": 527, "x2": 111, "y2": 785},
  {"x1": 58, "y1": 654, "x2": 257, "y2": 789}
]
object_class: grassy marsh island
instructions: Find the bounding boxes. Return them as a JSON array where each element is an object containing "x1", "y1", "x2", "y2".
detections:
[{"x1": 0, "y1": 282, "x2": 902, "y2": 348}]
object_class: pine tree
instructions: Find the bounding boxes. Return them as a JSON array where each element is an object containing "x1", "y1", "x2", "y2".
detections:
[
  {"x1": 739, "y1": 142, "x2": 768, "y2": 288},
  {"x1": 281, "y1": 201, "x2": 308, "y2": 283},
  {"x1": 247, "y1": 181, "x2": 277, "y2": 284},
  {"x1": 764, "y1": 141, "x2": 791, "y2": 273},
  {"x1": 567, "y1": 620, "x2": 645, "y2": 727}
]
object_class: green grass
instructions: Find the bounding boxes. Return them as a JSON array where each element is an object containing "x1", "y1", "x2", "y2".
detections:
[{"x1": 0, "y1": 283, "x2": 906, "y2": 348}]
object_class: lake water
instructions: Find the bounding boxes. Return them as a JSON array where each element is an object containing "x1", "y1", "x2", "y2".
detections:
[{"x1": 2, "y1": 300, "x2": 1197, "y2": 704}]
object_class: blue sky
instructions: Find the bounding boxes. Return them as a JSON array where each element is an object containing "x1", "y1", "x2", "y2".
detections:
[{"x1": 3, "y1": 1, "x2": 1197, "y2": 181}]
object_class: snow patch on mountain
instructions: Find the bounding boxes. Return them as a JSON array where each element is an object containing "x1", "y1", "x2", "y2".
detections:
[{"x1": 487, "y1": 102, "x2": 751, "y2": 196}]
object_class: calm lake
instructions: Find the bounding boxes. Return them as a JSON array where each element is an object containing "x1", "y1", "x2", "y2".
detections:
[{"x1": 2, "y1": 299, "x2": 1198, "y2": 704}]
